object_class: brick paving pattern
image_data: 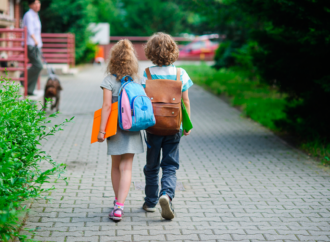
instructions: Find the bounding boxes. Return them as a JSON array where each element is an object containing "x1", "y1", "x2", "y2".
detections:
[{"x1": 22, "y1": 65, "x2": 330, "y2": 241}]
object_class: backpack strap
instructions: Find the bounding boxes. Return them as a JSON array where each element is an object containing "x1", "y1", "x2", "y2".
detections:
[
  {"x1": 146, "y1": 67, "x2": 180, "y2": 81},
  {"x1": 176, "y1": 68, "x2": 181, "y2": 82},
  {"x1": 145, "y1": 68, "x2": 152, "y2": 80}
]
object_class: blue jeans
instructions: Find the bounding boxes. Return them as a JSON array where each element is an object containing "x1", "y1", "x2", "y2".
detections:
[{"x1": 144, "y1": 131, "x2": 181, "y2": 207}]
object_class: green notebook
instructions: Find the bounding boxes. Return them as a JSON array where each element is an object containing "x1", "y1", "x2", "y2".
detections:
[{"x1": 181, "y1": 99, "x2": 193, "y2": 136}]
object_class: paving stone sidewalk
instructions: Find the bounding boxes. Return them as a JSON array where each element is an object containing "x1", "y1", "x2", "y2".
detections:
[{"x1": 22, "y1": 64, "x2": 330, "y2": 242}]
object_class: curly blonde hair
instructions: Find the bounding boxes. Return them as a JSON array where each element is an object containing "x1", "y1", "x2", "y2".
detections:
[
  {"x1": 144, "y1": 32, "x2": 179, "y2": 66},
  {"x1": 107, "y1": 39, "x2": 139, "y2": 81}
]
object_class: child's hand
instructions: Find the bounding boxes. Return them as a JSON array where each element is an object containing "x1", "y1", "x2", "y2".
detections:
[
  {"x1": 97, "y1": 132, "x2": 105, "y2": 142},
  {"x1": 184, "y1": 130, "x2": 191, "y2": 136}
]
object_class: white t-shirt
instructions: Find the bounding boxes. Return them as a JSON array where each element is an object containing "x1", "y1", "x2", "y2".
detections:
[{"x1": 141, "y1": 64, "x2": 193, "y2": 92}]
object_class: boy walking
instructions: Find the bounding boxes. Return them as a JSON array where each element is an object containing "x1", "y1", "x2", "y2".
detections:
[{"x1": 142, "y1": 33, "x2": 193, "y2": 220}]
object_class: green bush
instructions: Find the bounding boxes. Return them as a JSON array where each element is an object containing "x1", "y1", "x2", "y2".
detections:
[
  {"x1": 28, "y1": 0, "x2": 95, "y2": 63},
  {"x1": 231, "y1": 41, "x2": 259, "y2": 77},
  {"x1": 0, "y1": 78, "x2": 73, "y2": 241},
  {"x1": 77, "y1": 41, "x2": 97, "y2": 64},
  {"x1": 181, "y1": 64, "x2": 286, "y2": 131},
  {"x1": 235, "y1": 0, "x2": 330, "y2": 140},
  {"x1": 214, "y1": 40, "x2": 259, "y2": 80},
  {"x1": 213, "y1": 41, "x2": 235, "y2": 69},
  {"x1": 182, "y1": 63, "x2": 330, "y2": 165}
]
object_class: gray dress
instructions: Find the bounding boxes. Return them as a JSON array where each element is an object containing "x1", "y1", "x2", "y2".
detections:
[{"x1": 100, "y1": 75, "x2": 144, "y2": 155}]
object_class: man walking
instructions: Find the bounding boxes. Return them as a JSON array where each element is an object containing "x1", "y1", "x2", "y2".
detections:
[{"x1": 22, "y1": 0, "x2": 43, "y2": 95}]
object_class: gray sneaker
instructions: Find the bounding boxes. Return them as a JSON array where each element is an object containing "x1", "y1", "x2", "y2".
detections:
[
  {"x1": 142, "y1": 202, "x2": 156, "y2": 212},
  {"x1": 159, "y1": 194, "x2": 174, "y2": 220}
]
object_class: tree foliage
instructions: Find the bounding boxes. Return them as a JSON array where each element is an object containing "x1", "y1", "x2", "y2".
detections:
[
  {"x1": 37, "y1": 0, "x2": 95, "y2": 63},
  {"x1": 89, "y1": 0, "x2": 124, "y2": 36},
  {"x1": 21, "y1": 0, "x2": 198, "y2": 63},
  {"x1": 176, "y1": 0, "x2": 251, "y2": 38},
  {"x1": 235, "y1": 0, "x2": 330, "y2": 139},
  {"x1": 180, "y1": 0, "x2": 330, "y2": 140},
  {"x1": 177, "y1": 0, "x2": 260, "y2": 70},
  {"x1": 116, "y1": 0, "x2": 188, "y2": 36}
]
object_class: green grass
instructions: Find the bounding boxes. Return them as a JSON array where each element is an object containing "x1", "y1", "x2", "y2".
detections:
[
  {"x1": 180, "y1": 63, "x2": 330, "y2": 166},
  {"x1": 302, "y1": 140, "x2": 330, "y2": 166},
  {"x1": 181, "y1": 63, "x2": 286, "y2": 130}
]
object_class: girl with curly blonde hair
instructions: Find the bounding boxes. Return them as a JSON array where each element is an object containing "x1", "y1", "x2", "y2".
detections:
[{"x1": 98, "y1": 39, "x2": 144, "y2": 222}]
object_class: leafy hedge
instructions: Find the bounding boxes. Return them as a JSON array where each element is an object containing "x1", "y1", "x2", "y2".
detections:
[
  {"x1": 214, "y1": 40, "x2": 259, "y2": 80},
  {"x1": 182, "y1": 64, "x2": 330, "y2": 164},
  {"x1": 0, "y1": 78, "x2": 72, "y2": 241},
  {"x1": 181, "y1": 64, "x2": 286, "y2": 130},
  {"x1": 234, "y1": 0, "x2": 330, "y2": 140}
]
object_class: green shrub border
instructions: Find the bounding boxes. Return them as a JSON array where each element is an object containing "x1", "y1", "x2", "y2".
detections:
[
  {"x1": 0, "y1": 76, "x2": 73, "y2": 241},
  {"x1": 180, "y1": 64, "x2": 330, "y2": 166}
]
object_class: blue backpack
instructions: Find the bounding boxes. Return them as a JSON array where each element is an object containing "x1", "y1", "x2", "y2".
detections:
[{"x1": 117, "y1": 75, "x2": 155, "y2": 131}]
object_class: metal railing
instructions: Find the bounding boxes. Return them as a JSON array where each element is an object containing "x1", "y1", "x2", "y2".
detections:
[
  {"x1": 0, "y1": 29, "x2": 75, "y2": 96},
  {"x1": 41, "y1": 33, "x2": 75, "y2": 66},
  {"x1": 0, "y1": 27, "x2": 28, "y2": 96}
]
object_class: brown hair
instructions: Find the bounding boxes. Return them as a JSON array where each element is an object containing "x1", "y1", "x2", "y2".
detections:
[
  {"x1": 144, "y1": 32, "x2": 179, "y2": 66},
  {"x1": 107, "y1": 39, "x2": 139, "y2": 81},
  {"x1": 28, "y1": 0, "x2": 37, "y2": 5}
]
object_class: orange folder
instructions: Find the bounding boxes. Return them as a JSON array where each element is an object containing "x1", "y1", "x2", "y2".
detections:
[{"x1": 91, "y1": 102, "x2": 118, "y2": 144}]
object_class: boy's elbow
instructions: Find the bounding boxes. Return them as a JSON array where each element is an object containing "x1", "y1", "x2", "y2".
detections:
[
  {"x1": 183, "y1": 97, "x2": 190, "y2": 103},
  {"x1": 182, "y1": 93, "x2": 190, "y2": 103}
]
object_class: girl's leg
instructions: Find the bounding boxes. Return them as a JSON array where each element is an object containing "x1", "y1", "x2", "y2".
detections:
[
  {"x1": 111, "y1": 155, "x2": 121, "y2": 199},
  {"x1": 117, "y1": 153, "x2": 134, "y2": 204}
]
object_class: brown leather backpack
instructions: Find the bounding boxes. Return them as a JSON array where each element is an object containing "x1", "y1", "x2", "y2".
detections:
[{"x1": 145, "y1": 67, "x2": 182, "y2": 136}]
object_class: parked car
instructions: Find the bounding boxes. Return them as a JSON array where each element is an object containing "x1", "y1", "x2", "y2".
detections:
[{"x1": 179, "y1": 35, "x2": 219, "y2": 59}]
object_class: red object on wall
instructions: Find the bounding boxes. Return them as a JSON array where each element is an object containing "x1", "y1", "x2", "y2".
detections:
[{"x1": 94, "y1": 46, "x2": 105, "y2": 63}]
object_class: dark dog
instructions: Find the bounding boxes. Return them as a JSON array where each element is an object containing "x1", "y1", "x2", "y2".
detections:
[{"x1": 44, "y1": 76, "x2": 62, "y2": 112}]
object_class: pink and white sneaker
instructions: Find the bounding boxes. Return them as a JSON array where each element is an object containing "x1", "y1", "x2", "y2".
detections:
[{"x1": 109, "y1": 205, "x2": 124, "y2": 221}]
